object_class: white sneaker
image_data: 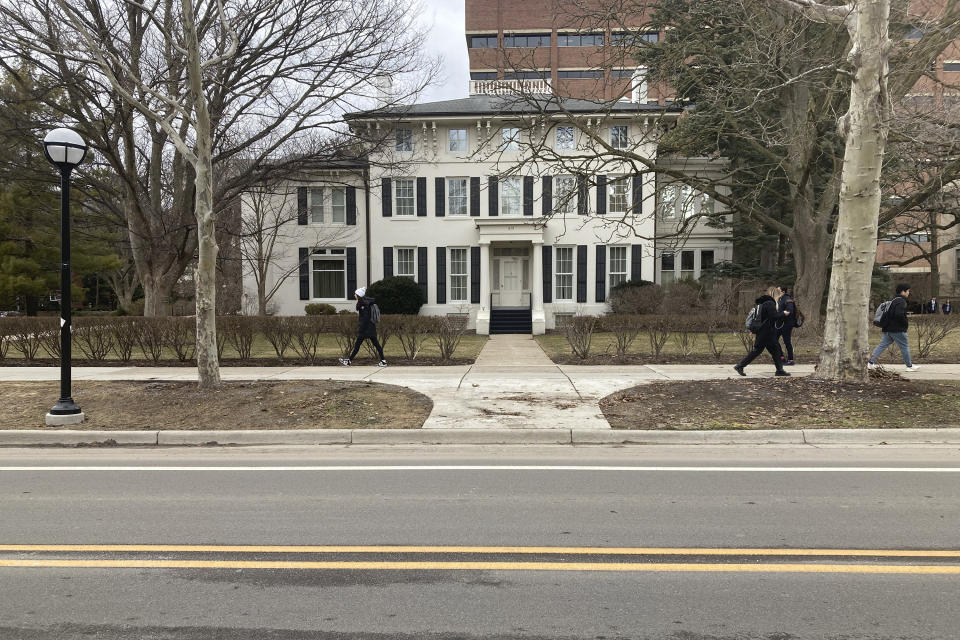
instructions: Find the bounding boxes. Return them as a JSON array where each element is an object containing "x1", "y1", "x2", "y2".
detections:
[
  {"x1": 867, "y1": 362, "x2": 877, "y2": 370},
  {"x1": 338, "y1": 358, "x2": 351, "y2": 366},
  {"x1": 377, "y1": 360, "x2": 388, "y2": 367},
  {"x1": 905, "y1": 365, "x2": 920, "y2": 372}
]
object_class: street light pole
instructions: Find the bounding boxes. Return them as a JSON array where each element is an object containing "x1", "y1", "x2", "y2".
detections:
[{"x1": 43, "y1": 128, "x2": 87, "y2": 426}]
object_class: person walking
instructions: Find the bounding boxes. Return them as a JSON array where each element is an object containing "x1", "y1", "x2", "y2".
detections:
[
  {"x1": 944, "y1": 299, "x2": 952, "y2": 315},
  {"x1": 338, "y1": 287, "x2": 387, "y2": 367},
  {"x1": 734, "y1": 286, "x2": 792, "y2": 377},
  {"x1": 775, "y1": 284, "x2": 797, "y2": 366},
  {"x1": 925, "y1": 297, "x2": 938, "y2": 314},
  {"x1": 868, "y1": 283, "x2": 919, "y2": 372}
]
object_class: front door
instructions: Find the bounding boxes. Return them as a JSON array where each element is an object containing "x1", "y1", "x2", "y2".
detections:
[{"x1": 499, "y1": 257, "x2": 523, "y2": 307}]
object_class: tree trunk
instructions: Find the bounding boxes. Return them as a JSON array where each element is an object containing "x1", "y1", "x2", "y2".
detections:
[
  {"x1": 929, "y1": 219, "x2": 940, "y2": 299},
  {"x1": 816, "y1": 0, "x2": 890, "y2": 381},
  {"x1": 257, "y1": 276, "x2": 268, "y2": 316}
]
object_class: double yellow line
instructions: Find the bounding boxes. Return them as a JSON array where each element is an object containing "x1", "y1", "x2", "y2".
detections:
[{"x1": 2, "y1": 545, "x2": 959, "y2": 574}]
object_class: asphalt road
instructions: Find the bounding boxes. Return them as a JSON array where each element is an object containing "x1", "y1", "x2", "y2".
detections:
[{"x1": 0, "y1": 444, "x2": 959, "y2": 640}]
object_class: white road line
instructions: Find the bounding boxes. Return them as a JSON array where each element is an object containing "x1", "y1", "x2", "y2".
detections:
[{"x1": 0, "y1": 465, "x2": 959, "y2": 472}]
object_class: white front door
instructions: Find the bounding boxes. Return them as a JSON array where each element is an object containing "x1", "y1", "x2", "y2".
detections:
[{"x1": 499, "y1": 257, "x2": 522, "y2": 307}]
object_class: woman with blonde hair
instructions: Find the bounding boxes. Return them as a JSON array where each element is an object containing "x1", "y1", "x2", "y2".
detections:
[{"x1": 733, "y1": 286, "x2": 791, "y2": 377}]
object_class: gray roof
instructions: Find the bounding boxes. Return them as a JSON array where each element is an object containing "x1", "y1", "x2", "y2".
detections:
[{"x1": 345, "y1": 95, "x2": 681, "y2": 120}]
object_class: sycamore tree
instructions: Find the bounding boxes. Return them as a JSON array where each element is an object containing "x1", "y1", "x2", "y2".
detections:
[{"x1": 0, "y1": 0, "x2": 434, "y2": 387}]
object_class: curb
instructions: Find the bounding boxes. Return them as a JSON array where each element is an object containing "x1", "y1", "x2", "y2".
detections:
[{"x1": 2, "y1": 428, "x2": 960, "y2": 447}]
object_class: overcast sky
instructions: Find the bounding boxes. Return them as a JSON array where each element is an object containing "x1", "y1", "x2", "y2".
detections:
[{"x1": 418, "y1": 0, "x2": 470, "y2": 103}]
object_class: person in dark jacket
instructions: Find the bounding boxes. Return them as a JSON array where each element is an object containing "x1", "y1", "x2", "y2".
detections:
[
  {"x1": 338, "y1": 287, "x2": 387, "y2": 367},
  {"x1": 925, "y1": 297, "x2": 938, "y2": 314},
  {"x1": 868, "y1": 283, "x2": 918, "y2": 372},
  {"x1": 734, "y1": 287, "x2": 791, "y2": 377},
  {"x1": 944, "y1": 299, "x2": 952, "y2": 315},
  {"x1": 775, "y1": 284, "x2": 797, "y2": 366}
]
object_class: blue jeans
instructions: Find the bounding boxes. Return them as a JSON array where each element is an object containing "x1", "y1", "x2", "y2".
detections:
[{"x1": 869, "y1": 331, "x2": 912, "y2": 367}]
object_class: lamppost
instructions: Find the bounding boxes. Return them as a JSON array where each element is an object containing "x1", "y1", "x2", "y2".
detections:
[{"x1": 43, "y1": 128, "x2": 87, "y2": 426}]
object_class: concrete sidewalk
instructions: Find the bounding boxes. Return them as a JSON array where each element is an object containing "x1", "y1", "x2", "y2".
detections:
[{"x1": 2, "y1": 334, "x2": 959, "y2": 435}]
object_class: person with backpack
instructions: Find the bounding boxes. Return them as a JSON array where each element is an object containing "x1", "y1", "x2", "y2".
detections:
[
  {"x1": 775, "y1": 284, "x2": 798, "y2": 366},
  {"x1": 734, "y1": 286, "x2": 792, "y2": 377},
  {"x1": 868, "y1": 283, "x2": 919, "y2": 372},
  {"x1": 338, "y1": 287, "x2": 387, "y2": 367}
]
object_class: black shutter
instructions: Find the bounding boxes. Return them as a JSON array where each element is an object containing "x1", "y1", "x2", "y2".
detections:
[
  {"x1": 416, "y1": 177, "x2": 427, "y2": 216},
  {"x1": 470, "y1": 177, "x2": 480, "y2": 217},
  {"x1": 595, "y1": 245, "x2": 606, "y2": 302},
  {"x1": 382, "y1": 178, "x2": 392, "y2": 217},
  {"x1": 298, "y1": 247, "x2": 310, "y2": 300},
  {"x1": 631, "y1": 244, "x2": 643, "y2": 281},
  {"x1": 596, "y1": 175, "x2": 607, "y2": 215},
  {"x1": 435, "y1": 178, "x2": 445, "y2": 217},
  {"x1": 471, "y1": 246, "x2": 480, "y2": 303},
  {"x1": 542, "y1": 176, "x2": 553, "y2": 216},
  {"x1": 417, "y1": 246, "x2": 428, "y2": 301},
  {"x1": 576, "y1": 245, "x2": 587, "y2": 302},
  {"x1": 488, "y1": 176, "x2": 498, "y2": 216},
  {"x1": 523, "y1": 176, "x2": 534, "y2": 216},
  {"x1": 297, "y1": 187, "x2": 308, "y2": 225},
  {"x1": 436, "y1": 247, "x2": 447, "y2": 304},
  {"x1": 577, "y1": 174, "x2": 587, "y2": 215},
  {"x1": 346, "y1": 248, "x2": 357, "y2": 300},
  {"x1": 383, "y1": 247, "x2": 393, "y2": 278},
  {"x1": 542, "y1": 245, "x2": 552, "y2": 304},
  {"x1": 346, "y1": 186, "x2": 357, "y2": 225},
  {"x1": 632, "y1": 175, "x2": 643, "y2": 215}
]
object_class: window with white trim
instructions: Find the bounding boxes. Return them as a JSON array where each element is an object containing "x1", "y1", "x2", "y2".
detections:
[
  {"x1": 395, "y1": 178, "x2": 415, "y2": 216},
  {"x1": 659, "y1": 183, "x2": 711, "y2": 219},
  {"x1": 330, "y1": 187, "x2": 346, "y2": 224},
  {"x1": 309, "y1": 188, "x2": 324, "y2": 223},
  {"x1": 554, "y1": 175, "x2": 577, "y2": 214},
  {"x1": 608, "y1": 246, "x2": 628, "y2": 290},
  {"x1": 502, "y1": 127, "x2": 520, "y2": 151},
  {"x1": 555, "y1": 126, "x2": 574, "y2": 151},
  {"x1": 396, "y1": 128, "x2": 413, "y2": 152},
  {"x1": 609, "y1": 177, "x2": 630, "y2": 214},
  {"x1": 660, "y1": 252, "x2": 675, "y2": 285},
  {"x1": 611, "y1": 125, "x2": 629, "y2": 150},
  {"x1": 555, "y1": 246, "x2": 574, "y2": 301},
  {"x1": 680, "y1": 250, "x2": 695, "y2": 280},
  {"x1": 312, "y1": 253, "x2": 346, "y2": 299},
  {"x1": 449, "y1": 129, "x2": 468, "y2": 152},
  {"x1": 500, "y1": 176, "x2": 522, "y2": 216},
  {"x1": 396, "y1": 248, "x2": 416, "y2": 280},
  {"x1": 449, "y1": 248, "x2": 469, "y2": 302},
  {"x1": 448, "y1": 178, "x2": 468, "y2": 216}
]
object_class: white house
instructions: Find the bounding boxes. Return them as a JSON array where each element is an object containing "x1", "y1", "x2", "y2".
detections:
[{"x1": 240, "y1": 95, "x2": 732, "y2": 333}]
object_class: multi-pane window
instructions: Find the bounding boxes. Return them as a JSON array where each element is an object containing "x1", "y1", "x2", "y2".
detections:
[
  {"x1": 448, "y1": 178, "x2": 468, "y2": 216},
  {"x1": 701, "y1": 250, "x2": 715, "y2": 274},
  {"x1": 330, "y1": 187, "x2": 346, "y2": 224},
  {"x1": 449, "y1": 248, "x2": 468, "y2": 301},
  {"x1": 502, "y1": 127, "x2": 520, "y2": 151},
  {"x1": 555, "y1": 176, "x2": 577, "y2": 214},
  {"x1": 555, "y1": 126, "x2": 574, "y2": 150},
  {"x1": 469, "y1": 34, "x2": 498, "y2": 48},
  {"x1": 503, "y1": 33, "x2": 550, "y2": 47},
  {"x1": 611, "y1": 125, "x2": 629, "y2": 149},
  {"x1": 501, "y1": 176, "x2": 522, "y2": 215},
  {"x1": 396, "y1": 248, "x2": 415, "y2": 280},
  {"x1": 659, "y1": 184, "x2": 710, "y2": 219},
  {"x1": 470, "y1": 71, "x2": 498, "y2": 80},
  {"x1": 396, "y1": 128, "x2": 413, "y2": 152},
  {"x1": 660, "y1": 252, "x2": 675, "y2": 285},
  {"x1": 611, "y1": 31, "x2": 659, "y2": 45},
  {"x1": 312, "y1": 258, "x2": 345, "y2": 299},
  {"x1": 449, "y1": 129, "x2": 468, "y2": 152},
  {"x1": 395, "y1": 178, "x2": 415, "y2": 216},
  {"x1": 611, "y1": 68, "x2": 637, "y2": 78},
  {"x1": 557, "y1": 69, "x2": 604, "y2": 79},
  {"x1": 609, "y1": 246, "x2": 628, "y2": 290},
  {"x1": 557, "y1": 33, "x2": 604, "y2": 46},
  {"x1": 555, "y1": 246, "x2": 574, "y2": 300},
  {"x1": 309, "y1": 188, "x2": 324, "y2": 223},
  {"x1": 680, "y1": 250, "x2": 695, "y2": 280},
  {"x1": 504, "y1": 70, "x2": 549, "y2": 80},
  {"x1": 609, "y1": 177, "x2": 630, "y2": 214}
]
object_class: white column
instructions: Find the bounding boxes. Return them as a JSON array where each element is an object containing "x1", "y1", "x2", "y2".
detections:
[
  {"x1": 531, "y1": 240, "x2": 545, "y2": 335},
  {"x1": 476, "y1": 241, "x2": 491, "y2": 335}
]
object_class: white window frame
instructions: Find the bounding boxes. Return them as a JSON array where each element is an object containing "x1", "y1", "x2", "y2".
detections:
[
  {"x1": 608, "y1": 245, "x2": 628, "y2": 291},
  {"x1": 502, "y1": 127, "x2": 520, "y2": 151},
  {"x1": 610, "y1": 125, "x2": 629, "y2": 150},
  {"x1": 395, "y1": 178, "x2": 416, "y2": 217},
  {"x1": 608, "y1": 176, "x2": 630, "y2": 214},
  {"x1": 555, "y1": 126, "x2": 574, "y2": 151},
  {"x1": 700, "y1": 249, "x2": 715, "y2": 277},
  {"x1": 449, "y1": 128, "x2": 468, "y2": 152},
  {"x1": 555, "y1": 246, "x2": 575, "y2": 301},
  {"x1": 396, "y1": 128, "x2": 413, "y2": 152},
  {"x1": 311, "y1": 254, "x2": 346, "y2": 300},
  {"x1": 680, "y1": 249, "x2": 695, "y2": 280},
  {"x1": 309, "y1": 187, "x2": 325, "y2": 224},
  {"x1": 500, "y1": 176, "x2": 523, "y2": 216},
  {"x1": 554, "y1": 175, "x2": 577, "y2": 215},
  {"x1": 659, "y1": 183, "x2": 711, "y2": 220},
  {"x1": 447, "y1": 177, "x2": 468, "y2": 216},
  {"x1": 330, "y1": 187, "x2": 346, "y2": 224},
  {"x1": 660, "y1": 251, "x2": 676, "y2": 285},
  {"x1": 449, "y1": 247, "x2": 469, "y2": 302},
  {"x1": 395, "y1": 247, "x2": 416, "y2": 280}
]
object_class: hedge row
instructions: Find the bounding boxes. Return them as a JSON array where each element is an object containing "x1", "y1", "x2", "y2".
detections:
[{"x1": 0, "y1": 315, "x2": 470, "y2": 363}]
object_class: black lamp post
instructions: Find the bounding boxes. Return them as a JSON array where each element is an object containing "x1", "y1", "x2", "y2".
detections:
[{"x1": 43, "y1": 128, "x2": 87, "y2": 426}]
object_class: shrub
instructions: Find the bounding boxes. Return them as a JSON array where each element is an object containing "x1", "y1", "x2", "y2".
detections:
[
  {"x1": 304, "y1": 303, "x2": 337, "y2": 316},
  {"x1": 0, "y1": 320, "x2": 9, "y2": 360},
  {"x1": 74, "y1": 317, "x2": 116, "y2": 361},
  {"x1": 912, "y1": 315, "x2": 960, "y2": 359},
  {"x1": 435, "y1": 315, "x2": 469, "y2": 361},
  {"x1": 609, "y1": 280, "x2": 663, "y2": 315},
  {"x1": 671, "y1": 315, "x2": 703, "y2": 356},
  {"x1": 39, "y1": 325, "x2": 61, "y2": 360},
  {"x1": 394, "y1": 315, "x2": 435, "y2": 359},
  {"x1": 6, "y1": 317, "x2": 55, "y2": 361},
  {"x1": 112, "y1": 318, "x2": 139, "y2": 362},
  {"x1": 288, "y1": 316, "x2": 326, "y2": 363},
  {"x1": 262, "y1": 316, "x2": 294, "y2": 359},
  {"x1": 167, "y1": 317, "x2": 196, "y2": 362},
  {"x1": 600, "y1": 314, "x2": 642, "y2": 356},
  {"x1": 559, "y1": 315, "x2": 598, "y2": 359},
  {"x1": 137, "y1": 318, "x2": 168, "y2": 363},
  {"x1": 638, "y1": 314, "x2": 671, "y2": 359},
  {"x1": 663, "y1": 279, "x2": 705, "y2": 311},
  {"x1": 330, "y1": 314, "x2": 358, "y2": 358},
  {"x1": 366, "y1": 276, "x2": 425, "y2": 315},
  {"x1": 218, "y1": 316, "x2": 256, "y2": 360}
]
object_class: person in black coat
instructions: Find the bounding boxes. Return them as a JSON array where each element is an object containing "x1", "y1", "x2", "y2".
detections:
[
  {"x1": 925, "y1": 297, "x2": 938, "y2": 314},
  {"x1": 734, "y1": 287, "x2": 791, "y2": 377},
  {"x1": 944, "y1": 300, "x2": 952, "y2": 315},
  {"x1": 775, "y1": 285, "x2": 797, "y2": 366},
  {"x1": 338, "y1": 287, "x2": 387, "y2": 367}
]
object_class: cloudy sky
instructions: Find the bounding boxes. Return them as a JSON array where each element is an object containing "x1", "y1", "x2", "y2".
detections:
[{"x1": 417, "y1": 0, "x2": 470, "y2": 103}]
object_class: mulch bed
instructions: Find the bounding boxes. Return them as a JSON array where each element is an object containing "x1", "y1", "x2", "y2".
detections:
[{"x1": 600, "y1": 375, "x2": 960, "y2": 430}]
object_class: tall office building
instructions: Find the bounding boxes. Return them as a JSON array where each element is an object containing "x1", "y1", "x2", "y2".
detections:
[{"x1": 464, "y1": 0, "x2": 661, "y2": 102}]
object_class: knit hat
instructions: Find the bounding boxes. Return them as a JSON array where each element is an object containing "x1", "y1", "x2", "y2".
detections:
[{"x1": 355, "y1": 287, "x2": 366, "y2": 298}]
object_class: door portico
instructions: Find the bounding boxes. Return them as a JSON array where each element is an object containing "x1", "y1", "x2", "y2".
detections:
[{"x1": 474, "y1": 219, "x2": 545, "y2": 335}]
